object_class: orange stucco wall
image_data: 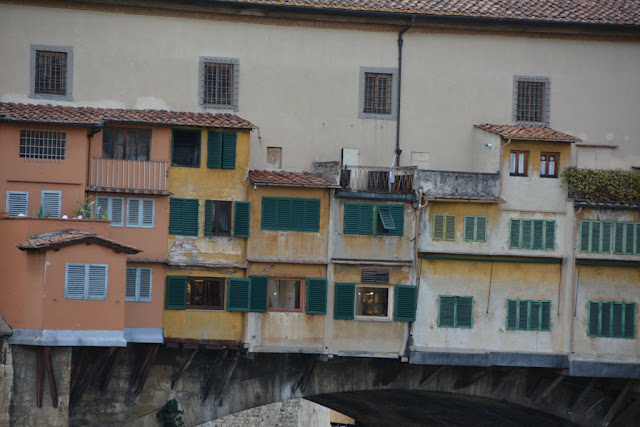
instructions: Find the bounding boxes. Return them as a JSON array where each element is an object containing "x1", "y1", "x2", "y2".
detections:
[{"x1": 124, "y1": 263, "x2": 165, "y2": 329}]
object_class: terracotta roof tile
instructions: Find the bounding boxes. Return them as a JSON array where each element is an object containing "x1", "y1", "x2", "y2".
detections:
[
  {"x1": 0, "y1": 102, "x2": 255, "y2": 129},
  {"x1": 219, "y1": 0, "x2": 640, "y2": 26},
  {"x1": 474, "y1": 124, "x2": 580, "y2": 142},
  {"x1": 17, "y1": 229, "x2": 140, "y2": 254},
  {"x1": 249, "y1": 170, "x2": 338, "y2": 187}
]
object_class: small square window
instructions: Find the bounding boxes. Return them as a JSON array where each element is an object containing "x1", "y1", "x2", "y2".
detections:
[
  {"x1": 356, "y1": 285, "x2": 390, "y2": 318},
  {"x1": 187, "y1": 277, "x2": 225, "y2": 309},
  {"x1": 540, "y1": 152, "x2": 559, "y2": 178},
  {"x1": 268, "y1": 278, "x2": 302, "y2": 311},
  {"x1": 359, "y1": 67, "x2": 398, "y2": 120},
  {"x1": 199, "y1": 57, "x2": 239, "y2": 110},
  {"x1": 510, "y1": 151, "x2": 528, "y2": 176},
  {"x1": 513, "y1": 76, "x2": 550, "y2": 126},
  {"x1": 172, "y1": 129, "x2": 201, "y2": 167},
  {"x1": 205, "y1": 200, "x2": 232, "y2": 236},
  {"x1": 30, "y1": 45, "x2": 73, "y2": 101}
]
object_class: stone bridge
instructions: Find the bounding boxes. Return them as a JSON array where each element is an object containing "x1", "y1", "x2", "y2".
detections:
[{"x1": 6, "y1": 344, "x2": 640, "y2": 426}]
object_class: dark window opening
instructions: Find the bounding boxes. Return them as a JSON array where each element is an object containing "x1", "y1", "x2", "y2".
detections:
[
  {"x1": 172, "y1": 129, "x2": 201, "y2": 167},
  {"x1": 268, "y1": 278, "x2": 302, "y2": 311},
  {"x1": 206, "y1": 200, "x2": 232, "y2": 236},
  {"x1": 363, "y1": 73, "x2": 392, "y2": 114},
  {"x1": 187, "y1": 277, "x2": 225, "y2": 309},
  {"x1": 35, "y1": 50, "x2": 67, "y2": 96},
  {"x1": 102, "y1": 128, "x2": 150, "y2": 161}
]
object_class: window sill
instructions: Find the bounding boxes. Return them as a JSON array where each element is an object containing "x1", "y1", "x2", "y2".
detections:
[
  {"x1": 354, "y1": 315, "x2": 393, "y2": 322},
  {"x1": 185, "y1": 307, "x2": 224, "y2": 311}
]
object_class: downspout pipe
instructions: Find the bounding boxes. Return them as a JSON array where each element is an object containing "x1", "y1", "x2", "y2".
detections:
[{"x1": 395, "y1": 15, "x2": 415, "y2": 166}]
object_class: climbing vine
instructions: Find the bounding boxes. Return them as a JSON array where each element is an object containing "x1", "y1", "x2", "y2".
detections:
[
  {"x1": 561, "y1": 167, "x2": 640, "y2": 205},
  {"x1": 156, "y1": 399, "x2": 184, "y2": 427}
]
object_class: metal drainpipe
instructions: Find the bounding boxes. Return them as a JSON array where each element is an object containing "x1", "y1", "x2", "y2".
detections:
[{"x1": 395, "y1": 15, "x2": 415, "y2": 167}]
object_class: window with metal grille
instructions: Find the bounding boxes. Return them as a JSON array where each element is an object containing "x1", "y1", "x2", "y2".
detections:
[
  {"x1": 513, "y1": 76, "x2": 550, "y2": 125},
  {"x1": 35, "y1": 50, "x2": 67, "y2": 95},
  {"x1": 65, "y1": 263, "x2": 108, "y2": 300},
  {"x1": 102, "y1": 128, "x2": 150, "y2": 161},
  {"x1": 588, "y1": 301, "x2": 635, "y2": 338},
  {"x1": 540, "y1": 152, "x2": 559, "y2": 178},
  {"x1": 361, "y1": 268, "x2": 390, "y2": 284},
  {"x1": 126, "y1": 267, "x2": 152, "y2": 302},
  {"x1": 506, "y1": 300, "x2": 551, "y2": 331},
  {"x1": 363, "y1": 73, "x2": 392, "y2": 114},
  {"x1": 20, "y1": 130, "x2": 66, "y2": 160},
  {"x1": 199, "y1": 57, "x2": 239, "y2": 110}
]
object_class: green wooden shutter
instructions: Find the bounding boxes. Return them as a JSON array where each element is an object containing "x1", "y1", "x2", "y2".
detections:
[
  {"x1": 522, "y1": 220, "x2": 532, "y2": 249},
  {"x1": 624, "y1": 303, "x2": 635, "y2": 338},
  {"x1": 377, "y1": 206, "x2": 396, "y2": 231},
  {"x1": 358, "y1": 204, "x2": 374, "y2": 235},
  {"x1": 344, "y1": 203, "x2": 359, "y2": 234},
  {"x1": 532, "y1": 220, "x2": 544, "y2": 250},
  {"x1": 602, "y1": 221, "x2": 612, "y2": 253},
  {"x1": 394, "y1": 285, "x2": 417, "y2": 322},
  {"x1": 334, "y1": 283, "x2": 355, "y2": 319},
  {"x1": 588, "y1": 301, "x2": 600, "y2": 336},
  {"x1": 506, "y1": 300, "x2": 517, "y2": 329},
  {"x1": 233, "y1": 201, "x2": 250, "y2": 238},
  {"x1": 612, "y1": 303, "x2": 623, "y2": 337},
  {"x1": 635, "y1": 225, "x2": 640, "y2": 255},
  {"x1": 387, "y1": 205, "x2": 404, "y2": 236},
  {"x1": 445, "y1": 215, "x2": 456, "y2": 240},
  {"x1": 169, "y1": 198, "x2": 185, "y2": 235},
  {"x1": 204, "y1": 200, "x2": 213, "y2": 236},
  {"x1": 304, "y1": 199, "x2": 320, "y2": 232},
  {"x1": 463, "y1": 216, "x2": 475, "y2": 241},
  {"x1": 625, "y1": 223, "x2": 635, "y2": 254},
  {"x1": 602, "y1": 303, "x2": 612, "y2": 336},
  {"x1": 183, "y1": 199, "x2": 199, "y2": 236},
  {"x1": 614, "y1": 223, "x2": 625, "y2": 253},
  {"x1": 227, "y1": 278, "x2": 250, "y2": 311},
  {"x1": 262, "y1": 197, "x2": 277, "y2": 229},
  {"x1": 276, "y1": 198, "x2": 291, "y2": 230},
  {"x1": 165, "y1": 276, "x2": 187, "y2": 309},
  {"x1": 433, "y1": 214, "x2": 445, "y2": 239},
  {"x1": 291, "y1": 199, "x2": 305, "y2": 231},
  {"x1": 306, "y1": 278, "x2": 327, "y2": 314},
  {"x1": 249, "y1": 276, "x2": 268, "y2": 312},
  {"x1": 476, "y1": 216, "x2": 487, "y2": 242},
  {"x1": 580, "y1": 221, "x2": 590, "y2": 252},
  {"x1": 530, "y1": 301, "x2": 541, "y2": 329},
  {"x1": 591, "y1": 222, "x2": 601, "y2": 253},
  {"x1": 509, "y1": 219, "x2": 520, "y2": 248},
  {"x1": 518, "y1": 300, "x2": 529, "y2": 330},
  {"x1": 222, "y1": 132, "x2": 237, "y2": 170},
  {"x1": 207, "y1": 131, "x2": 223, "y2": 169},
  {"x1": 438, "y1": 296, "x2": 455, "y2": 327},
  {"x1": 544, "y1": 221, "x2": 555, "y2": 250},
  {"x1": 541, "y1": 301, "x2": 551, "y2": 331},
  {"x1": 456, "y1": 297, "x2": 473, "y2": 328}
]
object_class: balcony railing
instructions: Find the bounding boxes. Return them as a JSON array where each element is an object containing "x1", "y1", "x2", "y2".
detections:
[
  {"x1": 339, "y1": 166, "x2": 416, "y2": 194},
  {"x1": 416, "y1": 170, "x2": 501, "y2": 200},
  {"x1": 89, "y1": 157, "x2": 168, "y2": 194}
]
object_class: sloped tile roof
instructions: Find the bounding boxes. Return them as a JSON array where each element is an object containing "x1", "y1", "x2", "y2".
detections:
[
  {"x1": 0, "y1": 102, "x2": 255, "y2": 129},
  {"x1": 17, "y1": 229, "x2": 140, "y2": 254},
  {"x1": 249, "y1": 170, "x2": 338, "y2": 187},
  {"x1": 474, "y1": 124, "x2": 580, "y2": 142},
  {"x1": 220, "y1": 0, "x2": 640, "y2": 26}
]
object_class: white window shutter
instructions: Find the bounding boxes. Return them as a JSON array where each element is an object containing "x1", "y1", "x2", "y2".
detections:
[
  {"x1": 125, "y1": 267, "x2": 137, "y2": 301},
  {"x1": 141, "y1": 199, "x2": 155, "y2": 228},
  {"x1": 111, "y1": 197, "x2": 124, "y2": 226},
  {"x1": 65, "y1": 264, "x2": 86, "y2": 299},
  {"x1": 96, "y1": 196, "x2": 109, "y2": 220},
  {"x1": 87, "y1": 265, "x2": 108, "y2": 299},
  {"x1": 139, "y1": 268, "x2": 152, "y2": 301},
  {"x1": 41, "y1": 191, "x2": 61, "y2": 218},
  {"x1": 6, "y1": 191, "x2": 28, "y2": 217},
  {"x1": 127, "y1": 198, "x2": 141, "y2": 227}
]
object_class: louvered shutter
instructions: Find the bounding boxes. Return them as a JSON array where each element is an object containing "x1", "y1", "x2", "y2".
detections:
[
  {"x1": 433, "y1": 214, "x2": 444, "y2": 239},
  {"x1": 125, "y1": 267, "x2": 137, "y2": 300},
  {"x1": 227, "y1": 278, "x2": 250, "y2": 311},
  {"x1": 275, "y1": 199, "x2": 291, "y2": 230},
  {"x1": 306, "y1": 278, "x2": 327, "y2": 314},
  {"x1": 580, "y1": 221, "x2": 590, "y2": 252},
  {"x1": 6, "y1": 191, "x2": 28, "y2": 217},
  {"x1": 530, "y1": 301, "x2": 540, "y2": 330},
  {"x1": 249, "y1": 276, "x2": 268, "y2": 312},
  {"x1": 541, "y1": 301, "x2": 551, "y2": 331},
  {"x1": 334, "y1": 283, "x2": 355, "y2": 320},
  {"x1": 591, "y1": 221, "x2": 601, "y2": 253},
  {"x1": 291, "y1": 199, "x2": 305, "y2": 231},
  {"x1": 111, "y1": 197, "x2": 124, "y2": 226},
  {"x1": 476, "y1": 216, "x2": 487, "y2": 242},
  {"x1": 344, "y1": 204, "x2": 359, "y2": 234},
  {"x1": 602, "y1": 222, "x2": 612, "y2": 253},
  {"x1": 65, "y1": 264, "x2": 86, "y2": 299},
  {"x1": 169, "y1": 198, "x2": 185, "y2": 234},
  {"x1": 165, "y1": 276, "x2": 187, "y2": 309},
  {"x1": 204, "y1": 200, "x2": 213, "y2": 236},
  {"x1": 522, "y1": 220, "x2": 532, "y2": 249},
  {"x1": 358, "y1": 204, "x2": 373, "y2": 235},
  {"x1": 509, "y1": 219, "x2": 520, "y2": 248},
  {"x1": 614, "y1": 223, "x2": 625, "y2": 253},
  {"x1": 261, "y1": 197, "x2": 276, "y2": 229},
  {"x1": 41, "y1": 191, "x2": 61, "y2": 218},
  {"x1": 141, "y1": 199, "x2": 155, "y2": 228},
  {"x1": 222, "y1": 132, "x2": 237, "y2": 170},
  {"x1": 233, "y1": 201, "x2": 250, "y2": 238},
  {"x1": 96, "y1": 196, "x2": 109, "y2": 221},
  {"x1": 183, "y1": 199, "x2": 199, "y2": 236},
  {"x1": 87, "y1": 265, "x2": 107, "y2": 300},
  {"x1": 518, "y1": 300, "x2": 529, "y2": 330},
  {"x1": 377, "y1": 206, "x2": 396, "y2": 231},
  {"x1": 127, "y1": 198, "x2": 141, "y2": 227},
  {"x1": 445, "y1": 215, "x2": 456, "y2": 240},
  {"x1": 506, "y1": 300, "x2": 517, "y2": 329},
  {"x1": 544, "y1": 221, "x2": 555, "y2": 250},
  {"x1": 388, "y1": 205, "x2": 404, "y2": 236},
  {"x1": 139, "y1": 268, "x2": 152, "y2": 302},
  {"x1": 438, "y1": 296, "x2": 455, "y2": 327},
  {"x1": 612, "y1": 303, "x2": 623, "y2": 337},
  {"x1": 207, "y1": 131, "x2": 222, "y2": 169},
  {"x1": 532, "y1": 220, "x2": 544, "y2": 250},
  {"x1": 636, "y1": 226, "x2": 640, "y2": 255},
  {"x1": 625, "y1": 223, "x2": 635, "y2": 254},
  {"x1": 304, "y1": 199, "x2": 320, "y2": 232},
  {"x1": 464, "y1": 216, "x2": 475, "y2": 241},
  {"x1": 456, "y1": 297, "x2": 473, "y2": 328},
  {"x1": 394, "y1": 285, "x2": 417, "y2": 322},
  {"x1": 601, "y1": 303, "x2": 612, "y2": 336},
  {"x1": 588, "y1": 302, "x2": 600, "y2": 336},
  {"x1": 624, "y1": 303, "x2": 635, "y2": 338}
]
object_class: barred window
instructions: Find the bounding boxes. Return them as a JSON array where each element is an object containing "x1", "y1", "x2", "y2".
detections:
[
  {"x1": 35, "y1": 51, "x2": 67, "y2": 96},
  {"x1": 199, "y1": 57, "x2": 239, "y2": 110},
  {"x1": 513, "y1": 76, "x2": 550, "y2": 125},
  {"x1": 20, "y1": 130, "x2": 66, "y2": 160},
  {"x1": 363, "y1": 73, "x2": 392, "y2": 114}
]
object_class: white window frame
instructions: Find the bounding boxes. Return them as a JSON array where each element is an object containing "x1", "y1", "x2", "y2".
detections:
[
  {"x1": 354, "y1": 283, "x2": 394, "y2": 321},
  {"x1": 64, "y1": 263, "x2": 108, "y2": 300},
  {"x1": 95, "y1": 196, "x2": 124, "y2": 227},
  {"x1": 126, "y1": 198, "x2": 155, "y2": 228},
  {"x1": 126, "y1": 267, "x2": 152, "y2": 302},
  {"x1": 6, "y1": 191, "x2": 29, "y2": 217},
  {"x1": 41, "y1": 190, "x2": 61, "y2": 218}
]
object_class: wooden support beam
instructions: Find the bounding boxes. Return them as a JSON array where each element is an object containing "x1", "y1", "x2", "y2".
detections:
[
  {"x1": 454, "y1": 367, "x2": 489, "y2": 390},
  {"x1": 292, "y1": 359, "x2": 319, "y2": 394},
  {"x1": 171, "y1": 349, "x2": 199, "y2": 390},
  {"x1": 602, "y1": 380, "x2": 634, "y2": 427},
  {"x1": 419, "y1": 366, "x2": 444, "y2": 387},
  {"x1": 214, "y1": 350, "x2": 240, "y2": 407},
  {"x1": 70, "y1": 348, "x2": 88, "y2": 393},
  {"x1": 130, "y1": 344, "x2": 160, "y2": 397},
  {"x1": 532, "y1": 374, "x2": 565, "y2": 404},
  {"x1": 36, "y1": 347, "x2": 43, "y2": 408},
  {"x1": 201, "y1": 348, "x2": 228, "y2": 403},
  {"x1": 611, "y1": 398, "x2": 640, "y2": 427},
  {"x1": 381, "y1": 363, "x2": 405, "y2": 387},
  {"x1": 491, "y1": 368, "x2": 518, "y2": 394},
  {"x1": 586, "y1": 396, "x2": 606, "y2": 414},
  {"x1": 69, "y1": 348, "x2": 114, "y2": 414},
  {"x1": 92, "y1": 347, "x2": 115, "y2": 386},
  {"x1": 525, "y1": 375, "x2": 545, "y2": 401},
  {"x1": 100, "y1": 347, "x2": 125, "y2": 393},
  {"x1": 568, "y1": 377, "x2": 597, "y2": 414},
  {"x1": 43, "y1": 347, "x2": 59, "y2": 408}
]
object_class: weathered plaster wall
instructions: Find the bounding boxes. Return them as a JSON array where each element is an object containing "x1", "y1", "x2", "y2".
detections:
[
  {"x1": 125, "y1": 263, "x2": 166, "y2": 330},
  {"x1": 415, "y1": 170, "x2": 500, "y2": 200}
]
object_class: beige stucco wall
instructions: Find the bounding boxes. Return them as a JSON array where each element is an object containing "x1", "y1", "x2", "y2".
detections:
[{"x1": 1, "y1": 3, "x2": 639, "y2": 173}]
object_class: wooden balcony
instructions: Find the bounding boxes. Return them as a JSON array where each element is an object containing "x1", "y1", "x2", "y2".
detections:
[
  {"x1": 339, "y1": 165, "x2": 416, "y2": 195},
  {"x1": 87, "y1": 158, "x2": 170, "y2": 195}
]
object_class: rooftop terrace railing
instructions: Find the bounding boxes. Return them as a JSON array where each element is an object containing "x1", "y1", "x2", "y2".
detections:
[{"x1": 339, "y1": 165, "x2": 416, "y2": 194}]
